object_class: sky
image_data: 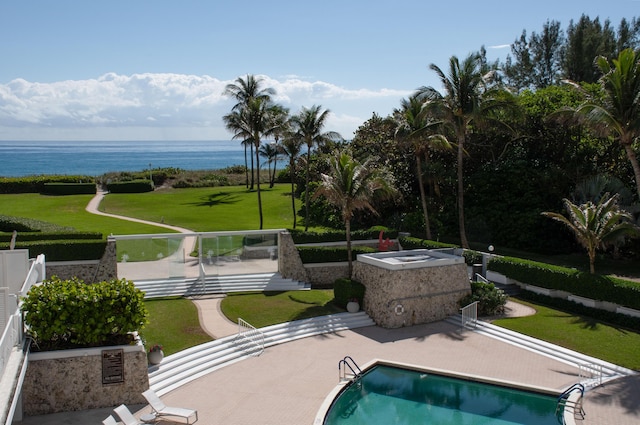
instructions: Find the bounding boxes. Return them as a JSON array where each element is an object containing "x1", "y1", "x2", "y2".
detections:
[{"x1": 0, "y1": 1, "x2": 637, "y2": 141}]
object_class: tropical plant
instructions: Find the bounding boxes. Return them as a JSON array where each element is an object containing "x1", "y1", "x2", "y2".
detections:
[
  {"x1": 417, "y1": 52, "x2": 509, "y2": 248},
  {"x1": 394, "y1": 95, "x2": 451, "y2": 239},
  {"x1": 570, "y1": 48, "x2": 640, "y2": 201},
  {"x1": 313, "y1": 150, "x2": 396, "y2": 277},
  {"x1": 290, "y1": 105, "x2": 342, "y2": 231},
  {"x1": 542, "y1": 193, "x2": 639, "y2": 273},
  {"x1": 223, "y1": 75, "x2": 280, "y2": 229}
]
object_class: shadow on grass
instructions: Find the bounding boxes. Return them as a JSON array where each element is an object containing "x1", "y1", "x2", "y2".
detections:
[
  {"x1": 187, "y1": 192, "x2": 240, "y2": 208},
  {"x1": 291, "y1": 303, "x2": 344, "y2": 321}
]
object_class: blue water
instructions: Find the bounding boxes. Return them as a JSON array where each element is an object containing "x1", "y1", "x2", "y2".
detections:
[
  {"x1": 324, "y1": 365, "x2": 559, "y2": 424},
  {"x1": 0, "y1": 140, "x2": 248, "y2": 177}
]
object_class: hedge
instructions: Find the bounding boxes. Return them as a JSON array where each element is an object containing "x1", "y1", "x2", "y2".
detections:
[
  {"x1": 333, "y1": 278, "x2": 366, "y2": 308},
  {"x1": 489, "y1": 256, "x2": 640, "y2": 310},
  {"x1": 0, "y1": 215, "x2": 74, "y2": 233},
  {"x1": 42, "y1": 182, "x2": 96, "y2": 195},
  {"x1": 0, "y1": 175, "x2": 95, "y2": 194},
  {"x1": 106, "y1": 180, "x2": 154, "y2": 193},
  {"x1": 289, "y1": 227, "x2": 398, "y2": 244},
  {"x1": 297, "y1": 246, "x2": 377, "y2": 263},
  {"x1": 0, "y1": 239, "x2": 107, "y2": 261},
  {"x1": 0, "y1": 231, "x2": 103, "y2": 242},
  {"x1": 398, "y1": 236, "x2": 458, "y2": 250}
]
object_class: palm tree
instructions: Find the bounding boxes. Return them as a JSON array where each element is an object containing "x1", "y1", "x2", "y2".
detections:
[
  {"x1": 572, "y1": 49, "x2": 640, "y2": 200},
  {"x1": 394, "y1": 95, "x2": 451, "y2": 240},
  {"x1": 542, "y1": 194, "x2": 638, "y2": 273},
  {"x1": 258, "y1": 142, "x2": 279, "y2": 188},
  {"x1": 290, "y1": 105, "x2": 342, "y2": 231},
  {"x1": 224, "y1": 75, "x2": 275, "y2": 192},
  {"x1": 223, "y1": 75, "x2": 279, "y2": 229},
  {"x1": 417, "y1": 53, "x2": 507, "y2": 248},
  {"x1": 314, "y1": 150, "x2": 396, "y2": 277},
  {"x1": 280, "y1": 134, "x2": 303, "y2": 228}
]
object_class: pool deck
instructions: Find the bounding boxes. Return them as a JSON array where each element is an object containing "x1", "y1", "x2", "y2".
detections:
[{"x1": 17, "y1": 299, "x2": 639, "y2": 425}]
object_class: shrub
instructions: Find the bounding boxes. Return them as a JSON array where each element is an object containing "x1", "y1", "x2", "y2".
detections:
[
  {"x1": 333, "y1": 278, "x2": 365, "y2": 308},
  {"x1": 106, "y1": 180, "x2": 154, "y2": 193},
  {"x1": 0, "y1": 175, "x2": 95, "y2": 194},
  {"x1": 297, "y1": 246, "x2": 376, "y2": 263},
  {"x1": 41, "y1": 182, "x2": 97, "y2": 195},
  {"x1": 290, "y1": 227, "x2": 398, "y2": 244},
  {"x1": 0, "y1": 215, "x2": 74, "y2": 232},
  {"x1": 459, "y1": 281, "x2": 507, "y2": 316},
  {"x1": 1, "y1": 239, "x2": 107, "y2": 261},
  {"x1": 399, "y1": 236, "x2": 458, "y2": 250},
  {"x1": 22, "y1": 276, "x2": 148, "y2": 351}
]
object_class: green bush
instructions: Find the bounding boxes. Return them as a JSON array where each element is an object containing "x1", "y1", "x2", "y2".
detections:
[
  {"x1": 333, "y1": 278, "x2": 365, "y2": 308},
  {"x1": 459, "y1": 281, "x2": 507, "y2": 316},
  {"x1": 106, "y1": 180, "x2": 154, "y2": 193},
  {"x1": 0, "y1": 215, "x2": 74, "y2": 232},
  {"x1": 297, "y1": 246, "x2": 376, "y2": 263},
  {"x1": 22, "y1": 276, "x2": 148, "y2": 351},
  {"x1": 1, "y1": 239, "x2": 107, "y2": 261},
  {"x1": 489, "y1": 256, "x2": 640, "y2": 310},
  {"x1": 0, "y1": 231, "x2": 103, "y2": 242},
  {"x1": 290, "y1": 227, "x2": 398, "y2": 244},
  {"x1": 399, "y1": 236, "x2": 458, "y2": 250},
  {"x1": 41, "y1": 182, "x2": 97, "y2": 195},
  {"x1": 0, "y1": 175, "x2": 95, "y2": 194}
]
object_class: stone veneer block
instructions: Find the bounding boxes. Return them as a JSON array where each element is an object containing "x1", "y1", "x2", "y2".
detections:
[{"x1": 354, "y1": 250, "x2": 470, "y2": 329}]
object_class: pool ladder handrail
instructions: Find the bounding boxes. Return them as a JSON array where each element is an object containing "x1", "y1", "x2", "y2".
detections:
[
  {"x1": 338, "y1": 356, "x2": 362, "y2": 383},
  {"x1": 555, "y1": 383, "x2": 585, "y2": 424}
]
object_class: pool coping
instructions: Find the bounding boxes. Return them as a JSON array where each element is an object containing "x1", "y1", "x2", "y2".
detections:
[{"x1": 313, "y1": 358, "x2": 562, "y2": 425}]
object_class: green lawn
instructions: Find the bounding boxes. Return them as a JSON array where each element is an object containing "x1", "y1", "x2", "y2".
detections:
[
  {"x1": 493, "y1": 299, "x2": 640, "y2": 370},
  {"x1": 220, "y1": 290, "x2": 343, "y2": 328},
  {"x1": 1, "y1": 193, "x2": 169, "y2": 235},
  {"x1": 139, "y1": 298, "x2": 213, "y2": 356},
  {"x1": 99, "y1": 184, "x2": 298, "y2": 231}
]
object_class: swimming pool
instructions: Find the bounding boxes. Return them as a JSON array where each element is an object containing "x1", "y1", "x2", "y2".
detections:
[{"x1": 320, "y1": 363, "x2": 561, "y2": 424}]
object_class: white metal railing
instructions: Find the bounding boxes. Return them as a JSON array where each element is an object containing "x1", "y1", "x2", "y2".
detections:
[
  {"x1": 235, "y1": 318, "x2": 264, "y2": 356},
  {"x1": 0, "y1": 254, "x2": 44, "y2": 384},
  {"x1": 579, "y1": 363, "x2": 603, "y2": 387},
  {"x1": 461, "y1": 301, "x2": 479, "y2": 329}
]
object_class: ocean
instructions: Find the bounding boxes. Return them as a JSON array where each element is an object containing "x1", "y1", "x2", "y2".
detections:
[{"x1": 0, "y1": 140, "x2": 249, "y2": 177}]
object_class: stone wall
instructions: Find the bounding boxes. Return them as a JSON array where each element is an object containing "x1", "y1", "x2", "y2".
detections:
[
  {"x1": 22, "y1": 344, "x2": 148, "y2": 415},
  {"x1": 278, "y1": 231, "x2": 308, "y2": 283},
  {"x1": 304, "y1": 263, "x2": 349, "y2": 288},
  {"x1": 45, "y1": 239, "x2": 118, "y2": 283},
  {"x1": 354, "y1": 260, "x2": 470, "y2": 328}
]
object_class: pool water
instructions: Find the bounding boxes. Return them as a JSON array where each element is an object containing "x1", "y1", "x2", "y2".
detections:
[{"x1": 324, "y1": 365, "x2": 560, "y2": 424}]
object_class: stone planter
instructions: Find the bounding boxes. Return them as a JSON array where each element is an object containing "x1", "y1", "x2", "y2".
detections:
[
  {"x1": 148, "y1": 350, "x2": 164, "y2": 365},
  {"x1": 346, "y1": 301, "x2": 360, "y2": 313}
]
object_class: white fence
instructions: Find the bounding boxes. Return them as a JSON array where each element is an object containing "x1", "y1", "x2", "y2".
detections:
[{"x1": 235, "y1": 318, "x2": 264, "y2": 356}]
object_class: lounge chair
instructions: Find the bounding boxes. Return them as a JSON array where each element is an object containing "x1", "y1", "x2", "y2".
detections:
[
  {"x1": 103, "y1": 415, "x2": 121, "y2": 425},
  {"x1": 113, "y1": 404, "x2": 144, "y2": 425},
  {"x1": 142, "y1": 388, "x2": 199, "y2": 423}
]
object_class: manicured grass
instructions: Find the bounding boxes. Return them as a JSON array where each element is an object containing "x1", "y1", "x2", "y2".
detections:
[
  {"x1": 139, "y1": 298, "x2": 212, "y2": 356},
  {"x1": 100, "y1": 184, "x2": 299, "y2": 231},
  {"x1": 0, "y1": 193, "x2": 169, "y2": 235},
  {"x1": 493, "y1": 299, "x2": 640, "y2": 370},
  {"x1": 220, "y1": 290, "x2": 343, "y2": 328}
]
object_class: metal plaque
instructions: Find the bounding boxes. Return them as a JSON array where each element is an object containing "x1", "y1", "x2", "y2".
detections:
[{"x1": 102, "y1": 349, "x2": 124, "y2": 385}]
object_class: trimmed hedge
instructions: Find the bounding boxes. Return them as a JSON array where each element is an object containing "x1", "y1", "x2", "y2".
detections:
[
  {"x1": 0, "y1": 231, "x2": 103, "y2": 242},
  {"x1": 106, "y1": 180, "x2": 154, "y2": 193},
  {"x1": 489, "y1": 256, "x2": 640, "y2": 310},
  {"x1": 1, "y1": 239, "x2": 107, "y2": 261},
  {"x1": 0, "y1": 175, "x2": 95, "y2": 194},
  {"x1": 333, "y1": 278, "x2": 366, "y2": 308},
  {"x1": 297, "y1": 246, "x2": 376, "y2": 263},
  {"x1": 289, "y1": 227, "x2": 398, "y2": 244},
  {"x1": 42, "y1": 182, "x2": 96, "y2": 195},
  {"x1": 398, "y1": 236, "x2": 458, "y2": 250},
  {"x1": 0, "y1": 215, "x2": 74, "y2": 232}
]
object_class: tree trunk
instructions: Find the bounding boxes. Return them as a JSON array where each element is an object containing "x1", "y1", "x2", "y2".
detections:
[
  {"x1": 346, "y1": 218, "x2": 353, "y2": 278},
  {"x1": 416, "y1": 155, "x2": 432, "y2": 240},
  {"x1": 623, "y1": 142, "x2": 640, "y2": 201},
  {"x1": 244, "y1": 144, "x2": 249, "y2": 189},
  {"x1": 457, "y1": 133, "x2": 469, "y2": 249},
  {"x1": 304, "y1": 146, "x2": 311, "y2": 231},
  {"x1": 249, "y1": 144, "x2": 255, "y2": 190},
  {"x1": 255, "y1": 141, "x2": 263, "y2": 229},
  {"x1": 290, "y1": 158, "x2": 297, "y2": 229}
]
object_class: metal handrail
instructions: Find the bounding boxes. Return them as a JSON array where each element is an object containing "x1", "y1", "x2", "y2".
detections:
[{"x1": 338, "y1": 356, "x2": 362, "y2": 382}]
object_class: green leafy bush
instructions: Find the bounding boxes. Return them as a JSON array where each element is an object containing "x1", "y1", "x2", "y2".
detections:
[
  {"x1": 22, "y1": 276, "x2": 148, "y2": 351},
  {"x1": 333, "y1": 278, "x2": 365, "y2": 308},
  {"x1": 459, "y1": 281, "x2": 507, "y2": 316},
  {"x1": 290, "y1": 227, "x2": 398, "y2": 244},
  {"x1": 0, "y1": 175, "x2": 95, "y2": 194},
  {"x1": 106, "y1": 180, "x2": 154, "y2": 193},
  {"x1": 489, "y1": 256, "x2": 640, "y2": 310},
  {"x1": 1, "y1": 239, "x2": 107, "y2": 260},
  {"x1": 398, "y1": 236, "x2": 458, "y2": 250},
  {"x1": 0, "y1": 215, "x2": 74, "y2": 232}
]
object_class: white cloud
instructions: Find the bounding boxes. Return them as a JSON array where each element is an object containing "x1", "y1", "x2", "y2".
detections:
[
  {"x1": 488, "y1": 44, "x2": 511, "y2": 49},
  {"x1": 0, "y1": 73, "x2": 409, "y2": 140}
]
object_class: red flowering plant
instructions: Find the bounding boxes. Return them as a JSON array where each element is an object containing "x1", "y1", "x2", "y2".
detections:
[{"x1": 149, "y1": 344, "x2": 163, "y2": 353}]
